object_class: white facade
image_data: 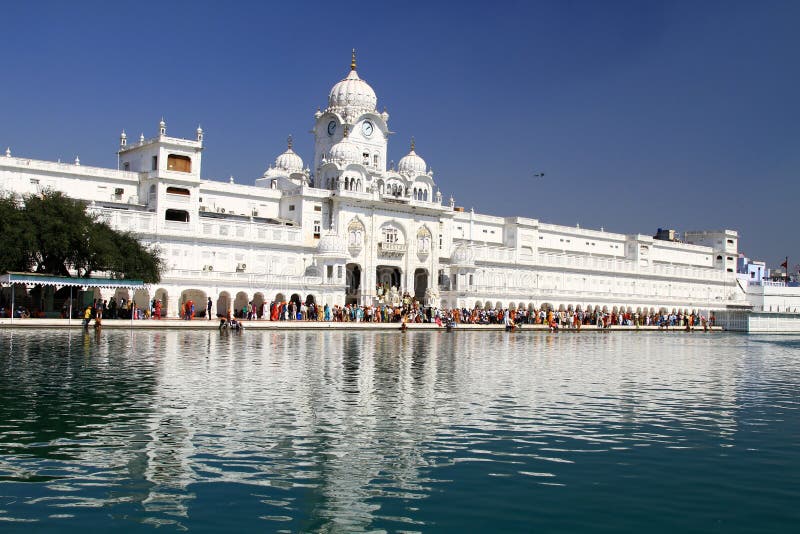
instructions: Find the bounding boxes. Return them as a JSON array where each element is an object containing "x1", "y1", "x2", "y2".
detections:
[{"x1": 0, "y1": 55, "x2": 749, "y2": 317}]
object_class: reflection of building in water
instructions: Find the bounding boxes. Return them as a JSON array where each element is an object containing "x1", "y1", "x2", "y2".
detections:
[
  {"x1": 0, "y1": 330, "x2": 756, "y2": 530},
  {"x1": 129, "y1": 331, "x2": 742, "y2": 529}
]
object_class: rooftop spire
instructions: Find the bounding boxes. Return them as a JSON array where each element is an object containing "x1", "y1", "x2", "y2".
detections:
[
  {"x1": 287, "y1": 134, "x2": 293, "y2": 149},
  {"x1": 343, "y1": 124, "x2": 350, "y2": 137},
  {"x1": 351, "y1": 48, "x2": 357, "y2": 71},
  {"x1": 410, "y1": 137, "x2": 415, "y2": 151}
]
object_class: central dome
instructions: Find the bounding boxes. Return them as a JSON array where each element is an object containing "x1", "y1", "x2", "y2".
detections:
[{"x1": 327, "y1": 52, "x2": 377, "y2": 113}]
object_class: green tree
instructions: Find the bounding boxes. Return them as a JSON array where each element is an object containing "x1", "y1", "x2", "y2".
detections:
[
  {"x1": 1, "y1": 189, "x2": 163, "y2": 283},
  {"x1": 0, "y1": 193, "x2": 34, "y2": 273},
  {"x1": 24, "y1": 190, "x2": 91, "y2": 276}
]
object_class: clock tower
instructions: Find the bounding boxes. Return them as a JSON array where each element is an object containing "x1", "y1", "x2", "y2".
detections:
[{"x1": 313, "y1": 50, "x2": 390, "y2": 176}]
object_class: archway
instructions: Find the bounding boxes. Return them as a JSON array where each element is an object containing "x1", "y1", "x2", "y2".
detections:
[
  {"x1": 217, "y1": 291, "x2": 231, "y2": 318},
  {"x1": 154, "y1": 288, "x2": 169, "y2": 317},
  {"x1": 305, "y1": 294, "x2": 316, "y2": 305},
  {"x1": 180, "y1": 289, "x2": 207, "y2": 318},
  {"x1": 113, "y1": 288, "x2": 130, "y2": 303},
  {"x1": 275, "y1": 292, "x2": 286, "y2": 303},
  {"x1": 234, "y1": 291, "x2": 249, "y2": 318},
  {"x1": 133, "y1": 289, "x2": 150, "y2": 311},
  {"x1": 484, "y1": 300, "x2": 493, "y2": 310},
  {"x1": 376, "y1": 265, "x2": 401, "y2": 291},
  {"x1": 253, "y1": 292, "x2": 265, "y2": 319},
  {"x1": 413, "y1": 268, "x2": 429, "y2": 302},
  {"x1": 346, "y1": 263, "x2": 362, "y2": 305}
]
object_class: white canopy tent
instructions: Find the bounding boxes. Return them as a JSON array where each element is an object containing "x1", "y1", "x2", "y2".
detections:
[{"x1": 0, "y1": 272, "x2": 145, "y2": 325}]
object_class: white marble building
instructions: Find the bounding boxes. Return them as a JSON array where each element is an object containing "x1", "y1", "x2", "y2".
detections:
[{"x1": 0, "y1": 53, "x2": 747, "y2": 317}]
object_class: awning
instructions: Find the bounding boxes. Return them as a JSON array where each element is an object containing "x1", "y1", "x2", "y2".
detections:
[{"x1": 0, "y1": 272, "x2": 145, "y2": 289}]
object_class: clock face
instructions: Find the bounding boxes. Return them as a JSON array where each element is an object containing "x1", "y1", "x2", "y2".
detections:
[
  {"x1": 327, "y1": 121, "x2": 336, "y2": 136},
  {"x1": 362, "y1": 121, "x2": 374, "y2": 137}
]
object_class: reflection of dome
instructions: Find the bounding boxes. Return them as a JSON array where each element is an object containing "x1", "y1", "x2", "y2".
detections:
[
  {"x1": 316, "y1": 233, "x2": 348, "y2": 258},
  {"x1": 397, "y1": 139, "x2": 426, "y2": 175},
  {"x1": 327, "y1": 134, "x2": 359, "y2": 165},
  {"x1": 328, "y1": 52, "x2": 377, "y2": 113},
  {"x1": 451, "y1": 243, "x2": 475, "y2": 267}
]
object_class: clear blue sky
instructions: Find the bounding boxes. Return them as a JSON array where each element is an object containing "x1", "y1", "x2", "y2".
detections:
[{"x1": 2, "y1": 0, "x2": 798, "y2": 267}]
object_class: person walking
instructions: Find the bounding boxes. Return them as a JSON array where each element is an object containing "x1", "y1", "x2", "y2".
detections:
[{"x1": 83, "y1": 305, "x2": 93, "y2": 328}]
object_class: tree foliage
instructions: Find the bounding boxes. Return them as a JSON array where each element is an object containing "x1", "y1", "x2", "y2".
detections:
[
  {"x1": 0, "y1": 194, "x2": 35, "y2": 273},
  {"x1": 0, "y1": 189, "x2": 163, "y2": 283}
]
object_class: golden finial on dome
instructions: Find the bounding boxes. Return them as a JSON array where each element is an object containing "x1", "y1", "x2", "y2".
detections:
[
  {"x1": 410, "y1": 137, "x2": 415, "y2": 151},
  {"x1": 343, "y1": 124, "x2": 350, "y2": 137},
  {"x1": 351, "y1": 48, "x2": 357, "y2": 71},
  {"x1": 287, "y1": 134, "x2": 293, "y2": 149}
]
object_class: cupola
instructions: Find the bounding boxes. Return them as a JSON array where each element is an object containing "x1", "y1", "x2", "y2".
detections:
[
  {"x1": 274, "y1": 135, "x2": 304, "y2": 172},
  {"x1": 397, "y1": 138, "x2": 427, "y2": 175},
  {"x1": 327, "y1": 50, "x2": 377, "y2": 114},
  {"x1": 327, "y1": 125, "x2": 360, "y2": 165}
]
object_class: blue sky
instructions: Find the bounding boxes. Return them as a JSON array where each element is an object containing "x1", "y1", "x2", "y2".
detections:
[{"x1": 1, "y1": 0, "x2": 798, "y2": 266}]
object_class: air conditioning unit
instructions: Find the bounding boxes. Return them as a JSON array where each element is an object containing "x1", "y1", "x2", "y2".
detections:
[
  {"x1": 236, "y1": 263, "x2": 246, "y2": 272},
  {"x1": 220, "y1": 208, "x2": 226, "y2": 213},
  {"x1": 202, "y1": 265, "x2": 214, "y2": 272}
]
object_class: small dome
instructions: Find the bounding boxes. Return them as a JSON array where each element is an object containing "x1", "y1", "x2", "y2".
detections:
[
  {"x1": 327, "y1": 130, "x2": 359, "y2": 165},
  {"x1": 316, "y1": 233, "x2": 348, "y2": 258},
  {"x1": 275, "y1": 136, "x2": 303, "y2": 172},
  {"x1": 275, "y1": 149, "x2": 303, "y2": 172},
  {"x1": 397, "y1": 138, "x2": 427, "y2": 175},
  {"x1": 328, "y1": 52, "x2": 377, "y2": 113}
]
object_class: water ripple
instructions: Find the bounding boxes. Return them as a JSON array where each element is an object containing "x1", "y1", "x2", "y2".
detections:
[{"x1": 0, "y1": 330, "x2": 799, "y2": 531}]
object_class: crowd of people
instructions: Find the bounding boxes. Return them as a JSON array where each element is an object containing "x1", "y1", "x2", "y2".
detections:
[
  {"x1": 3, "y1": 293, "x2": 716, "y2": 332},
  {"x1": 221, "y1": 298, "x2": 715, "y2": 332}
]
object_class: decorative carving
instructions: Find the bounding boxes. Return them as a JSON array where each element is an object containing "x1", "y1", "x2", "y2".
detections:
[
  {"x1": 424, "y1": 286, "x2": 440, "y2": 307},
  {"x1": 416, "y1": 226, "x2": 432, "y2": 257},
  {"x1": 388, "y1": 286, "x2": 400, "y2": 306},
  {"x1": 347, "y1": 218, "x2": 365, "y2": 254}
]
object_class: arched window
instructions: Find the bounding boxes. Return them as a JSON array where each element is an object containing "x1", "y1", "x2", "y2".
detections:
[
  {"x1": 383, "y1": 227, "x2": 399, "y2": 243},
  {"x1": 423, "y1": 189, "x2": 428, "y2": 201}
]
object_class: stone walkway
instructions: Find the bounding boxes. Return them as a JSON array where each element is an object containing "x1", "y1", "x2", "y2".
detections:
[{"x1": 0, "y1": 318, "x2": 722, "y2": 332}]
